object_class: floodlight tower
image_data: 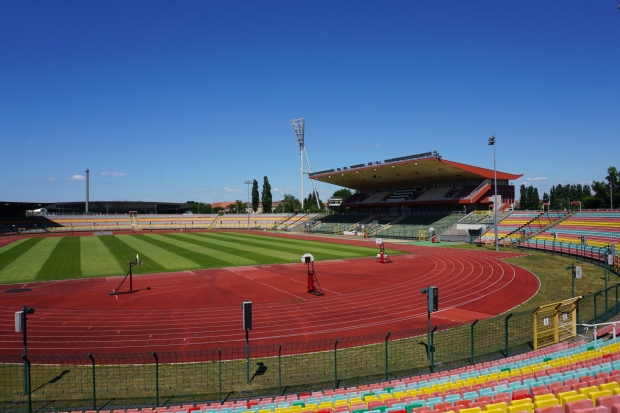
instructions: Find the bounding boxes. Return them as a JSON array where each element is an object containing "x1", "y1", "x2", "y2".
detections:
[{"x1": 291, "y1": 118, "x2": 321, "y2": 211}]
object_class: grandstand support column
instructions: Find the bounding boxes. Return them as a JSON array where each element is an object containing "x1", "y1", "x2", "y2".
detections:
[{"x1": 488, "y1": 136, "x2": 498, "y2": 251}]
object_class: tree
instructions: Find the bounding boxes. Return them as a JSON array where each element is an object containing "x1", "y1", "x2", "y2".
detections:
[
  {"x1": 186, "y1": 201, "x2": 213, "y2": 214},
  {"x1": 518, "y1": 185, "x2": 540, "y2": 210},
  {"x1": 261, "y1": 176, "x2": 272, "y2": 213},
  {"x1": 304, "y1": 191, "x2": 324, "y2": 213},
  {"x1": 519, "y1": 185, "x2": 527, "y2": 210},
  {"x1": 251, "y1": 179, "x2": 259, "y2": 213},
  {"x1": 330, "y1": 188, "x2": 353, "y2": 213},
  {"x1": 332, "y1": 188, "x2": 353, "y2": 200},
  {"x1": 275, "y1": 194, "x2": 301, "y2": 213},
  {"x1": 232, "y1": 200, "x2": 246, "y2": 214},
  {"x1": 606, "y1": 167, "x2": 619, "y2": 209}
]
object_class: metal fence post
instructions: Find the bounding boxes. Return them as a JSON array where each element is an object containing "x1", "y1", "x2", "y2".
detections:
[
  {"x1": 152, "y1": 351, "x2": 159, "y2": 407},
  {"x1": 278, "y1": 344, "x2": 282, "y2": 395},
  {"x1": 21, "y1": 355, "x2": 31, "y2": 413},
  {"x1": 471, "y1": 320, "x2": 479, "y2": 364},
  {"x1": 595, "y1": 292, "x2": 601, "y2": 323},
  {"x1": 334, "y1": 338, "x2": 340, "y2": 389},
  {"x1": 385, "y1": 332, "x2": 392, "y2": 382},
  {"x1": 430, "y1": 326, "x2": 438, "y2": 373},
  {"x1": 504, "y1": 313, "x2": 513, "y2": 357},
  {"x1": 218, "y1": 348, "x2": 222, "y2": 403},
  {"x1": 88, "y1": 353, "x2": 96, "y2": 411}
]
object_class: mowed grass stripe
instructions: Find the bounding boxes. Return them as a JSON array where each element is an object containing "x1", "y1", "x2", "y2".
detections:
[
  {"x1": 80, "y1": 236, "x2": 124, "y2": 277},
  {"x1": 37, "y1": 237, "x2": 81, "y2": 281},
  {"x1": 163, "y1": 233, "x2": 280, "y2": 265},
  {"x1": 0, "y1": 238, "x2": 61, "y2": 283},
  {"x1": 0, "y1": 238, "x2": 43, "y2": 274},
  {"x1": 137, "y1": 234, "x2": 246, "y2": 268},
  {"x1": 117, "y1": 235, "x2": 200, "y2": 271},
  {"x1": 175, "y1": 233, "x2": 309, "y2": 263},
  {"x1": 208, "y1": 232, "x2": 382, "y2": 255},
  {"x1": 98, "y1": 235, "x2": 167, "y2": 275},
  {"x1": 196, "y1": 232, "x2": 374, "y2": 261}
]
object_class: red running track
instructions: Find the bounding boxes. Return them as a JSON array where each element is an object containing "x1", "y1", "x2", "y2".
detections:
[{"x1": 0, "y1": 234, "x2": 539, "y2": 356}]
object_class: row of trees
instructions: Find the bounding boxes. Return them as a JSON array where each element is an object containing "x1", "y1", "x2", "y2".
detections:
[
  {"x1": 187, "y1": 177, "x2": 350, "y2": 214},
  {"x1": 186, "y1": 177, "x2": 273, "y2": 214},
  {"x1": 518, "y1": 166, "x2": 618, "y2": 211}
]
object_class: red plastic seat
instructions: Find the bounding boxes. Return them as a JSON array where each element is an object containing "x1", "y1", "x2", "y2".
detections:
[
  {"x1": 434, "y1": 402, "x2": 454, "y2": 412},
  {"x1": 571, "y1": 408, "x2": 608, "y2": 413},
  {"x1": 595, "y1": 395, "x2": 620, "y2": 411},
  {"x1": 565, "y1": 399, "x2": 594, "y2": 413}
]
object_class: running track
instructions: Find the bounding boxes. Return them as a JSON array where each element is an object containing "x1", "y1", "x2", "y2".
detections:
[{"x1": 0, "y1": 233, "x2": 539, "y2": 356}]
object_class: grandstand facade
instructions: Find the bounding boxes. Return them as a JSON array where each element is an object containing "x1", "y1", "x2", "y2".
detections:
[
  {"x1": 0, "y1": 200, "x2": 189, "y2": 216},
  {"x1": 310, "y1": 151, "x2": 522, "y2": 215}
]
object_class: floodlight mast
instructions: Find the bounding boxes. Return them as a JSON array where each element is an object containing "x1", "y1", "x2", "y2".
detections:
[
  {"x1": 291, "y1": 118, "x2": 321, "y2": 211},
  {"x1": 292, "y1": 118, "x2": 305, "y2": 210}
]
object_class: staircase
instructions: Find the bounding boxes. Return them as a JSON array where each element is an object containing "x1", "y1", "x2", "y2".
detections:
[
  {"x1": 208, "y1": 214, "x2": 222, "y2": 229},
  {"x1": 520, "y1": 212, "x2": 573, "y2": 244},
  {"x1": 130, "y1": 213, "x2": 140, "y2": 231}
]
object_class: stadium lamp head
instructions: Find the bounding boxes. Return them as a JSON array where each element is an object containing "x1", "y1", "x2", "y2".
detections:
[{"x1": 488, "y1": 136, "x2": 496, "y2": 145}]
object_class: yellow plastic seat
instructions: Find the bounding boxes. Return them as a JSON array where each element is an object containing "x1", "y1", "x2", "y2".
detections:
[
  {"x1": 601, "y1": 382, "x2": 619, "y2": 392},
  {"x1": 588, "y1": 390, "x2": 613, "y2": 403},
  {"x1": 534, "y1": 394, "x2": 556, "y2": 403},
  {"x1": 533, "y1": 398, "x2": 560, "y2": 409},
  {"x1": 507, "y1": 403, "x2": 533, "y2": 413},
  {"x1": 561, "y1": 393, "x2": 586, "y2": 407},
  {"x1": 579, "y1": 386, "x2": 601, "y2": 397},
  {"x1": 557, "y1": 390, "x2": 578, "y2": 406},
  {"x1": 459, "y1": 408, "x2": 482, "y2": 413},
  {"x1": 485, "y1": 402, "x2": 507, "y2": 413}
]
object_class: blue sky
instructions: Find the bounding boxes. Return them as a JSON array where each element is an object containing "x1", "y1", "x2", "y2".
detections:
[{"x1": 1, "y1": 1, "x2": 618, "y2": 204}]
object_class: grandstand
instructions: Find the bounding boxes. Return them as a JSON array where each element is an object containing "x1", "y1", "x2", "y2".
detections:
[
  {"x1": 309, "y1": 151, "x2": 521, "y2": 241},
  {"x1": 523, "y1": 211, "x2": 620, "y2": 253},
  {"x1": 160, "y1": 339, "x2": 620, "y2": 413},
  {"x1": 310, "y1": 151, "x2": 520, "y2": 216}
]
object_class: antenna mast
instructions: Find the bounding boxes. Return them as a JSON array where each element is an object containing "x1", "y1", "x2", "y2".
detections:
[{"x1": 291, "y1": 118, "x2": 321, "y2": 211}]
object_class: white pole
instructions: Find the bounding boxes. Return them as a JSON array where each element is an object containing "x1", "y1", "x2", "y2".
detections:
[
  {"x1": 494, "y1": 143, "x2": 498, "y2": 252},
  {"x1": 300, "y1": 146, "x2": 304, "y2": 210}
]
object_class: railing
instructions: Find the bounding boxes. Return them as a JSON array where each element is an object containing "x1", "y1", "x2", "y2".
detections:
[{"x1": 460, "y1": 179, "x2": 491, "y2": 202}]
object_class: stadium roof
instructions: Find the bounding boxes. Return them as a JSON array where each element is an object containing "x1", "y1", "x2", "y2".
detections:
[{"x1": 309, "y1": 151, "x2": 522, "y2": 191}]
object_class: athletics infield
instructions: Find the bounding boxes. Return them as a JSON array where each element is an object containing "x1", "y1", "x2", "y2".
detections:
[{"x1": 0, "y1": 233, "x2": 539, "y2": 356}]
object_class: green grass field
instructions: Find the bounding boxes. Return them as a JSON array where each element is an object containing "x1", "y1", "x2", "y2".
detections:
[{"x1": 0, "y1": 232, "x2": 393, "y2": 284}]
